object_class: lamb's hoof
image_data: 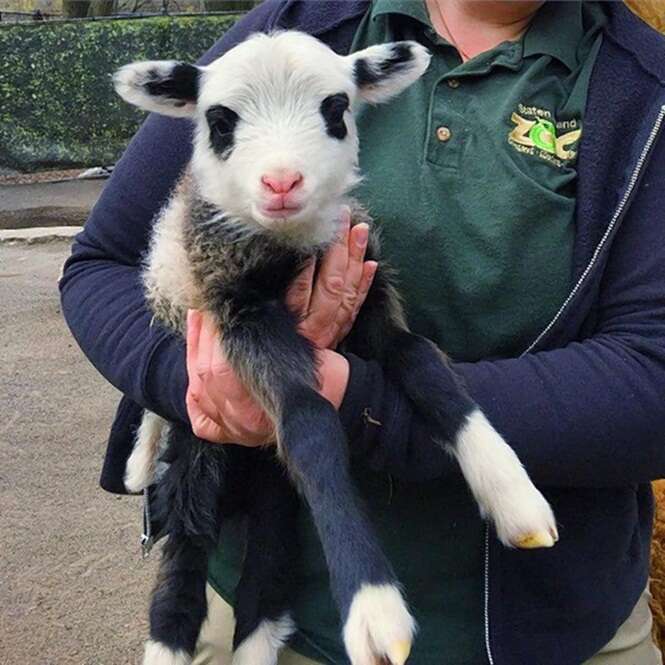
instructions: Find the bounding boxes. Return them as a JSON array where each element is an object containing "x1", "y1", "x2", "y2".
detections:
[
  {"x1": 143, "y1": 640, "x2": 191, "y2": 665},
  {"x1": 343, "y1": 584, "x2": 416, "y2": 665},
  {"x1": 231, "y1": 614, "x2": 295, "y2": 665},
  {"x1": 490, "y1": 482, "x2": 558, "y2": 550},
  {"x1": 386, "y1": 639, "x2": 412, "y2": 665},
  {"x1": 515, "y1": 531, "x2": 558, "y2": 549}
]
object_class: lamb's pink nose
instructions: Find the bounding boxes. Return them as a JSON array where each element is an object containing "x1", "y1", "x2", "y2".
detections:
[{"x1": 261, "y1": 171, "x2": 303, "y2": 195}]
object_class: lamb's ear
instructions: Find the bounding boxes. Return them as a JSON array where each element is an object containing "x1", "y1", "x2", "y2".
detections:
[
  {"x1": 348, "y1": 41, "x2": 431, "y2": 104},
  {"x1": 113, "y1": 60, "x2": 201, "y2": 117}
]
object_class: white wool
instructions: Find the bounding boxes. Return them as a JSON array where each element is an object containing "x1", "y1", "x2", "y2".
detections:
[
  {"x1": 125, "y1": 411, "x2": 169, "y2": 493},
  {"x1": 452, "y1": 409, "x2": 558, "y2": 548},
  {"x1": 142, "y1": 640, "x2": 191, "y2": 665},
  {"x1": 231, "y1": 614, "x2": 295, "y2": 665}
]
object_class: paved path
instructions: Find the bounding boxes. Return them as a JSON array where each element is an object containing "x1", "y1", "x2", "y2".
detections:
[
  {"x1": 0, "y1": 241, "x2": 157, "y2": 664},
  {"x1": 0, "y1": 179, "x2": 105, "y2": 229}
]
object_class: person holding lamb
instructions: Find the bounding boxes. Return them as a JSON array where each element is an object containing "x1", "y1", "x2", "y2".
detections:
[{"x1": 61, "y1": 1, "x2": 665, "y2": 664}]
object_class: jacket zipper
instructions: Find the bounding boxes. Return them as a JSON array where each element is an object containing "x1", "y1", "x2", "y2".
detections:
[
  {"x1": 483, "y1": 104, "x2": 665, "y2": 665},
  {"x1": 522, "y1": 104, "x2": 665, "y2": 356},
  {"x1": 483, "y1": 525, "x2": 494, "y2": 665}
]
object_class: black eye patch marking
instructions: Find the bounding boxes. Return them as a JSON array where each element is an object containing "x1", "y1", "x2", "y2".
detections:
[
  {"x1": 145, "y1": 63, "x2": 199, "y2": 102},
  {"x1": 206, "y1": 104, "x2": 240, "y2": 159},
  {"x1": 354, "y1": 43, "x2": 413, "y2": 87},
  {"x1": 320, "y1": 93, "x2": 350, "y2": 140}
]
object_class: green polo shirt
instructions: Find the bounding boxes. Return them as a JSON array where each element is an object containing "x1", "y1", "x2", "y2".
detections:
[
  {"x1": 207, "y1": 3, "x2": 607, "y2": 664},
  {"x1": 354, "y1": 0, "x2": 606, "y2": 361}
]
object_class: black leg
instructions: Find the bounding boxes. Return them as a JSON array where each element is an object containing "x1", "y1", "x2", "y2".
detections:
[
  {"x1": 343, "y1": 262, "x2": 474, "y2": 443},
  {"x1": 232, "y1": 450, "x2": 299, "y2": 663},
  {"x1": 221, "y1": 300, "x2": 415, "y2": 665},
  {"x1": 144, "y1": 423, "x2": 227, "y2": 663},
  {"x1": 383, "y1": 331, "x2": 475, "y2": 443}
]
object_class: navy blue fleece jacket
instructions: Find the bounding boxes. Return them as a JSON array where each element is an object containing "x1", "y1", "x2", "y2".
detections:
[{"x1": 60, "y1": 2, "x2": 665, "y2": 663}]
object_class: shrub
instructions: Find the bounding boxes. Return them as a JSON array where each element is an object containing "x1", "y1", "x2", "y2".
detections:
[{"x1": 0, "y1": 14, "x2": 239, "y2": 171}]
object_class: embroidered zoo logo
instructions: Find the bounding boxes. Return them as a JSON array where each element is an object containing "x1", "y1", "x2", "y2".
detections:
[{"x1": 509, "y1": 103, "x2": 581, "y2": 168}]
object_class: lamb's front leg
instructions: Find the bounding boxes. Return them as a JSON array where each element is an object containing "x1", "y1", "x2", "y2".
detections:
[
  {"x1": 344, "y1": 265, "x2": 557, "y2": 551},
  {"x1": 384, "y1": 331, "x2": 558, "y2": 550},
  {"x1": 223, "y1": 302, "x2": 415, "y2": 665}
]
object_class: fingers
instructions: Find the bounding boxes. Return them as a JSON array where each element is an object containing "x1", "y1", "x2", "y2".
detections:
[
  {"x1": 186, "y1": 309, "x2": 205, "y2": 403},
  {"x1": 285, "y1": 258, "x2": 316, "y2": 318},
  {"x1": 187, "y1": 310, "x2": 227, "y2": 440},
  {"x1": 186, "y1": 390, "x2": 229, "y2": 444},
  {"x1": 306, "y1": 209, "x2": 351, "y2": 330},
  {"x1": 195, "y1": 310, "x2": 217, "y2": 384},
  {"x1": 337, "y1": 260, "x2": 377, "y2": 342},
  {"x1": 353, "y1": 260, "x2": 378, "y2": 321},
  {"x1": 340, "y1": 222, "x2": 369, "y2": 313},
  {"x1": 185, "y1": 309, "x2": 271, "y2": 446},
  {"x1": 207, "y1": 322, "x2": 248, "y2": 402},
  {"x1": 295, "y1": 208, "x2": 379, "y2": 350},
  {"x1": 186, "y1": 309, "x2": 202, "y2": 380}
]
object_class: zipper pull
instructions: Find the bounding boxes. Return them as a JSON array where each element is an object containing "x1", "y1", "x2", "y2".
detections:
[
  {"x1": 141, "y1": 533, "x2": 154, "y2": 559},
  {"x1": 140, "y1": 487, "x2": 154, "y2": 559}
]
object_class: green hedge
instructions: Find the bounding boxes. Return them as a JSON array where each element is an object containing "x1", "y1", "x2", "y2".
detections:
[{"x1": 0, "y1": 15, "x2": 240, "y2": 172}]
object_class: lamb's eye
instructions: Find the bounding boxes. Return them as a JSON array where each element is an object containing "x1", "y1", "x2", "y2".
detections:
[
  {"x1": 206, "y1": 104, "x2": 239, "y2": 158},
  {"x1": 320, "y1": 93, "x2": 350, "y2": 140}
]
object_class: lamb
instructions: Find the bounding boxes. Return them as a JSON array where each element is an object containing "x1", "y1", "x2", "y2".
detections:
[{"x1": 113, "y1": 30, "x2": 558, "y2": 665}]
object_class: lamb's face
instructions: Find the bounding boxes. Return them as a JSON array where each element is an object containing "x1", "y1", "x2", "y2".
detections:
[{"x1": 114, "y1": 31, "x2": 430, "y2": 246}]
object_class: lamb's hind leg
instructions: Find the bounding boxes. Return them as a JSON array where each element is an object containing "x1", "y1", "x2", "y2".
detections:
[
  {"x1": 344, "y1": 264, "x2": 557, "y2": 550},
  {"x1": 231, "y1": 450, "x2": 299, "y2": 665},
  {"x1": 125, "y1": 410, "x2": 169, "y2": 493},
  {"x1": 223, "y1": 303, "x2": 415, "y2": 665},
  {"x1": 143, "y1": 423, "x2": 226, "y2": 665}
]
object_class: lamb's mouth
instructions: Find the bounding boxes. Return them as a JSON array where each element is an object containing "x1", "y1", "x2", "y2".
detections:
[{"x1": 259, "y1": 204, "x2": 303, "y2": 220}]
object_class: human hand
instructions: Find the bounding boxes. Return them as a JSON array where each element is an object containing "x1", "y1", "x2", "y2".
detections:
[
  {"x1": 185, "y1": 309, "x2": 274, "y2": 446},
  {"x1": 286, "y1": 207, "x2": 378, "y2": 350},
  {"x1": 185, "y1": 311, "x2": 351, "y2": 445}
]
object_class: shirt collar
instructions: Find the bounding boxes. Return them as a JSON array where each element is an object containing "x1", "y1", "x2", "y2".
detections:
[
  {"x1": 370, "y1": 0, "x2": 431, "y2": 27},
  {"x1": 522, "y1": 1, "x2": 585, "y2": 72},
  {"x1": 370, "y1": 0, "x2": 586, "y2": 72}
]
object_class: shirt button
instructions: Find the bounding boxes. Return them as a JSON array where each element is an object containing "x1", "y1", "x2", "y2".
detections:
[
  {"x1": 447, "y1": 78, "x2": 460, "y2": 89},
  {"x1": 436, "y1": 126, "x2": 452, "y2": 142}
]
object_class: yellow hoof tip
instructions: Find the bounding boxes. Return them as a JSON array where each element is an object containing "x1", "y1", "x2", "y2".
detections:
[
  {"x1": 388, "y1": 640, "x2": 412, "y2": 665},
  {"x1": 515, "y1": 532, "x2": 555, "y2": 549}
]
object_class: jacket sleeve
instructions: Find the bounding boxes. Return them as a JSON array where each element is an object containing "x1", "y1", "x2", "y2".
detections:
[
  {"x1": 59, "y1": 1, "x2": 286, "y2": 424},
  {"x1": 340, "y1": 128, "x2": 665, "y2": 488}
]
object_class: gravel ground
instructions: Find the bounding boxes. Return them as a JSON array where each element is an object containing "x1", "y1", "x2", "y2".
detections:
[{"x1": 0, "y1": 241, "x2": 157, "y2": 665}]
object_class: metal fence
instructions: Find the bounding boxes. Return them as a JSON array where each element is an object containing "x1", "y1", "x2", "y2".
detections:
[{"x1": 0, "y1": 9, "x2": 59, "y2": 20}]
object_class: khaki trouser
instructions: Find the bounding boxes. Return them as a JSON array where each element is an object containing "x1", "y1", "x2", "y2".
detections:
[
  {"x1": 583, "y1": 589, "x2": 662, "y2": 665},
  {"x1": 193, "y1": 584, "x2": 662, "y2": 665}
]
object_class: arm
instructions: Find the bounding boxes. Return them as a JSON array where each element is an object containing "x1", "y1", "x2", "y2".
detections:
[
  {"x1": 341, "y1": 131, "x2": 665, "y2": 488},
  {"x1": 59, "y1": 1, "x2": 286, "y2": 423}
]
